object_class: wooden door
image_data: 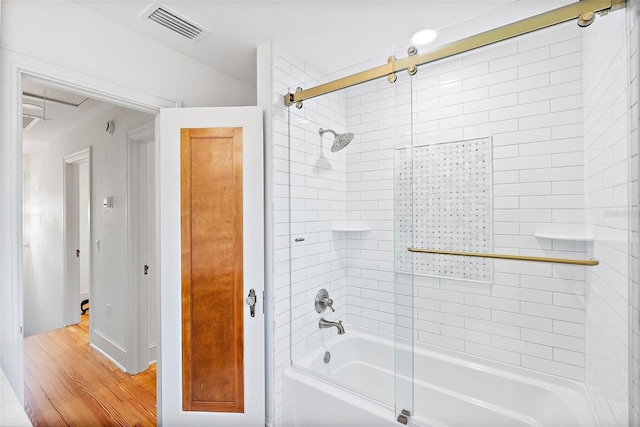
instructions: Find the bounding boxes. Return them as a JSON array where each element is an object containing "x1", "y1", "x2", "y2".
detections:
[
  {"x1": 159, "y1": 106, "x2": 264, "y2": 427},
  {"x1": 180, "y1": 127, "x2": 244, "y2": 412}
]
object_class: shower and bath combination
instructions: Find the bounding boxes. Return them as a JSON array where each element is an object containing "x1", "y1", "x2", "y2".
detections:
[
  {"x1": 282, "y1": 1, "x2": 635, "y2": 426},
  {"x1": 319, "y1": 128, "x2": 354, "y2": 152}
]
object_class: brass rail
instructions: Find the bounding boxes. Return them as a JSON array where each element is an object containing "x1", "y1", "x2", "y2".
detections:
[
  {"x1": 284, "y1": 0, "x2": 625, "y2": 107},
  {"x1": 407, "y1": 247, "x2": 599, "y2": 266}
]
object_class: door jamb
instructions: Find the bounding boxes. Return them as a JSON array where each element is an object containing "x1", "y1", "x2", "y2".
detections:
[
  {"x1": 6, "y1": 52, "x2": 179, "y2": 416},
  {"x1": 63, "y1": 147, "x2": 91, "y2": 328},
  {"x1": 126, "y1": 121, "x2": 155, "y2": 374}
]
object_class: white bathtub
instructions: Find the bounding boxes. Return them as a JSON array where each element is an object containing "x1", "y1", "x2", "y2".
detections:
[{"x1": 284, "y1": 326, "x2": 597, "y2": 427}]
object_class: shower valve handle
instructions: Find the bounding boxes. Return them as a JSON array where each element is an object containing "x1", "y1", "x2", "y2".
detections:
[
  {"x1": 315, "y1": 289, "x2": 335, "y2": 313},
  {"x1": 323, "y1": 297, "x2": 335, "y2": 312}
]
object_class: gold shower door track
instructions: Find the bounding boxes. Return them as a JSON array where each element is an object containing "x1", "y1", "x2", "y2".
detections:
[
  {"x1": 284, "y1": 0, "x2": 625, "y2": 107},
  {"x1": 407, "y1": 247, "x2": 599, "y2": 266}
]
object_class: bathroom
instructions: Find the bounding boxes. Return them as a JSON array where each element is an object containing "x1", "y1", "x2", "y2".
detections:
[
  {"x1": 0, "y1": 0, "x2": 638, "y2": 426},
  {"x1": 259, "y1": 0, "x2": 640, "y2": 425}
]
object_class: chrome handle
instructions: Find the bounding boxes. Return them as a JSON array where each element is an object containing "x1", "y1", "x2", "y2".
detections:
[
  {"x1": 246, "y1": 289, "x2": 256, "y2": 317},
  {"x1": 315, "y1": 289, "x2": 335, "y2": 313},
  {"x1": 324, "y1": 297, "x2": 335, "y2": 312}
]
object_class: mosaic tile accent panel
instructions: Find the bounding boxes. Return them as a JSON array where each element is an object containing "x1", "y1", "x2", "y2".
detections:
[{"x1": 396, "y1": 137, "x2": 492, "y2": 282}]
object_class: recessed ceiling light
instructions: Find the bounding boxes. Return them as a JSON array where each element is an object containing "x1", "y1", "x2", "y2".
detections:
[{"x1": 411, "y1": 28, "x2": 438, "y2": 45}]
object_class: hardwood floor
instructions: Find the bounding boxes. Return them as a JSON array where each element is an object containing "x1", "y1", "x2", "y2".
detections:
[{"x1": 24, "y1": 314, "x2": 157, "y2": 426}]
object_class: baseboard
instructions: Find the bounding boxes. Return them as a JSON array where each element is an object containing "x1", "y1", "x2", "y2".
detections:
[
  {"x1": 91, "y1": 329, "x2": 127, "y2": 372},
  {"x1": 148, "y1": 343, "x2": 157, "y2": 365}
]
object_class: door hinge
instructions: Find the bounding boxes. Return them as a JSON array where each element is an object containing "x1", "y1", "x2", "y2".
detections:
[
  {"x1": 144, "y1": 264, "x2": 149, "y2": 275},
  {"x1": 76, "y1": 249, "x2": 80, "y2": 257}
]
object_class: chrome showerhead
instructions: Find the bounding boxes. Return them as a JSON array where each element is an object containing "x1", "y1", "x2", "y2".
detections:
[{"x1": 319, "y1": 128, "x2": 355, "y2": 152}]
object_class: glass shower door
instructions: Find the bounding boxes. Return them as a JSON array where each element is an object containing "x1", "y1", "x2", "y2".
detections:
[{"x1": 393, "y1": 65, "x2": 415, "y2": 423}]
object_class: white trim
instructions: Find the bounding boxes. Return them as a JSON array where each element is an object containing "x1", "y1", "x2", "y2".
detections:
[
  {"x1": 148, "y1": 344, "x2": 157, "y2": 365},
  {"x1": 126, "y1": 120, "x2": 155, "y2": 374},
  {"x1": 2, "y1": 49, "x2": 179, "y2": 414},
  {"x1": 257, "y1": 40, "x2": 276, "y2": 427},
  {"x1": 90, "y1": 333, "x2": 127, "y2": 373},
  {"x1": 127, "y1": 120, "x2": 155, "y2": 142},
  {"x1": 6, "y1": 50, "x2": 180, "y2": 112},
  {"x1": 63, "y1": 147, "x2": 90, "y2": 327},
  {"x1": 63, "y1": 147, "x2": 91, "y2": 164},
  {"x1": 159, "y1": 107, "x2": 265, "y2": 426}
]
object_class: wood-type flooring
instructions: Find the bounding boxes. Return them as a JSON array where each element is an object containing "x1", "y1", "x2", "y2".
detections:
[{"x1": 24, "y1": 314, "x2": 156, "y2": 426}]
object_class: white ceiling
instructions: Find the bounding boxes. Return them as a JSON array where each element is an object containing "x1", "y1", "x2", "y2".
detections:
[
  {"x1": 22, "y1": 0, "x2": 578, "y2": 140},
  {"x1": 74, "y1": 0, "x2": 576, "y2": 88},
  {"x1": 22, "y1": 77, "x2": 115, "y2": 142}
]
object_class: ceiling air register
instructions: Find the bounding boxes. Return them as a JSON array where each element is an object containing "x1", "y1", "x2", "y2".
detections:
[{"x1": 141, "y1": 2, "x2": 210, "y2": 41}]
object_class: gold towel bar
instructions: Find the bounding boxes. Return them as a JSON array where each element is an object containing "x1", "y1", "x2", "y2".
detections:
[{"x1": 407, "y1": 247, "x2": 599, "y2": 266}]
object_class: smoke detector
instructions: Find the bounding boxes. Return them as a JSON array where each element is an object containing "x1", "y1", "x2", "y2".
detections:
[{"x1": 140, "y1": 2, "x2": 210, "y2": 41}]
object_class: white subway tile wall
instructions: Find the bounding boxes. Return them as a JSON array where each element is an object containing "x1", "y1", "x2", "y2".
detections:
[
  {"x1": 270, "y1": 43, "x2": 350, "y2": 424},
  {"x1": 268, "y1": 8, "x2": 636, "y2": 426},
  {"x1": 628, "y1": 1, "x2": 640, "y2": 424},
  {"x1": 583, "y1": 6, "x2": 635, "y2": 426},
  {"x1": 345, "y1": 22, "x2": 590, "y2": 381}
]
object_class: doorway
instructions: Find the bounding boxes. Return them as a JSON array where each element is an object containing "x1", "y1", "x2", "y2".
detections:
[
  {"x1": 63, "y1": 147, "x2": 91, "y2": 328},
  {"x1": 20, "y1": 75, "x2": 159, "y2": 424},
  {"x1": 127, "y1": 121, "x2": 157, "y2": 373}
]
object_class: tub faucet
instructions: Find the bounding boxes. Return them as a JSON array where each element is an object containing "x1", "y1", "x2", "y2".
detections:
[{"x1": 319, "y1": 318, "x2": 345, "y2": 335}]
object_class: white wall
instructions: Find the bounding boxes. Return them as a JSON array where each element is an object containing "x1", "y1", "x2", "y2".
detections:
[
  {"x1": 0, "y1": 2, "x2": 255, "y2": 108},
  {"x1": 23, "y1": 105, "x2": 154, "y2": 368},
  {"x1": 627, "y1": 1, "x2": 640, "y2": 424},
  {"x1": 22, "y1": 135, "x2": 66, "y2": 336},
  {"x1": 22, "y1": 136, "x2": 92, "y2": 337},
  {"x1": 346, "y1": 23, "x2": 590, "y2": 381},
  {"x1": 1, "y1": 0, "x2": 257, "y2": 396},
  {"x1": 261, "y1": 41, "x2": 343, "y2": 426},
  {"x1": 583, "y1": 6, "x2": 635, "y2": 426},
  {"x1": 287, "y1": 77, "x2": 349, "y2": 360}
]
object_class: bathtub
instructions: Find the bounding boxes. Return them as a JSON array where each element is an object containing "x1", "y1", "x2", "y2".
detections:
[{"x1": 284, "y1": 326, "x2": 597, "y2": 427}]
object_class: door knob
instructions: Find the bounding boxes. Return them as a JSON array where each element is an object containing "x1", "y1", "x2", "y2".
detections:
[{"x1": 246, "y1": 289, "x2": 257, "y2": 317}]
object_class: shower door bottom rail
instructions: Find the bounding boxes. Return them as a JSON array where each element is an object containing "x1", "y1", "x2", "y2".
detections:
[{"x1": 407, "y1": 247, "x2": 599, "y2": 266}]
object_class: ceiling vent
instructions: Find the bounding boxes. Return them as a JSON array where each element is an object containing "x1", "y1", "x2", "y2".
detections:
[{"x1": 140, "y1": 2, "x2": 210, "y2": 41}]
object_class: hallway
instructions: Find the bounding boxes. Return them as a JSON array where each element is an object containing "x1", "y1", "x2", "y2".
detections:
[{"x1": 24, "y1": 315, "x2": 156, "y2": 426}]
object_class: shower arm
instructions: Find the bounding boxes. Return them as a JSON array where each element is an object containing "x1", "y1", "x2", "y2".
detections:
[
  {"x1": 319, "y1": 128, "x2": 338, "y2": 138},
  {"x1": 284, "y1": 0, "x2": 625, "y2": 108}
]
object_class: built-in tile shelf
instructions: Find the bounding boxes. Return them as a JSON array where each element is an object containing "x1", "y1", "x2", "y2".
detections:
[
  {"x1": 534, "y1": 233, "x2": 594, "y2": 242},
  {"x1": 330, "y1": 221, "x2": 371, "y2": 232}
]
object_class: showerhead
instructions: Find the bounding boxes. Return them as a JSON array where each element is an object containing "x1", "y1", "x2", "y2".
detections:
[{"x1": 319, "y1": 128, "x2": 355, "y2": 153}]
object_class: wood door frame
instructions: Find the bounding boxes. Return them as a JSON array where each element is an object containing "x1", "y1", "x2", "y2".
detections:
[
  {"x1": 63, "y1": 147, "x2": 91, "y2": 328},
  {"x1": 126, "y1": 121, "x2": 156, "y2": 374},
  {"x1": 3, "y1": 52, "x2": 178, "y2": 408}
]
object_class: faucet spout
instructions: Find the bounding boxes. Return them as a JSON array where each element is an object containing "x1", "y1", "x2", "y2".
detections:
[{"x1": 319, "y1": 318, "x2": 345, "y2": 335}]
